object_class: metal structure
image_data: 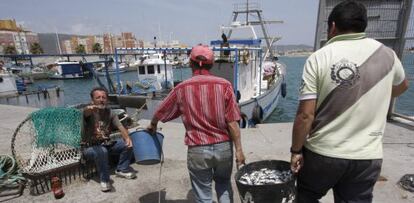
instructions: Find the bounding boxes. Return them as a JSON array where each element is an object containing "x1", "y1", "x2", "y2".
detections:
[
  {"x1": 315, "y1": 0, "x2": 414, "y2": 120},
  {"x1": 226, "y1": 1, "x2": 282, "y2": 58}
]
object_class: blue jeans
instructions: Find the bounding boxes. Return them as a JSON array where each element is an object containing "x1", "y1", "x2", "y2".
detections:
[
  {"x1": 82, "y1": 138, "x2": 133, "y2": 182},
  {"x1": 187, "y1": 141, "x2": 234, "y2": 203}
]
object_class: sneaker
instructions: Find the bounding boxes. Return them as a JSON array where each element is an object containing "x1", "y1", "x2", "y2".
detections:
[
  {"x1": 115, "y1": 170, "x2": 136, "y2": 179},
  {"x1": 100, "y1": 182, "x2": 112, "y2": 192}
]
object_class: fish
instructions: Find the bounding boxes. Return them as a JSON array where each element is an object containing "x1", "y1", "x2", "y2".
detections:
[{"x1": 238, "y1": 168, "x2": 292, "y2": 185}]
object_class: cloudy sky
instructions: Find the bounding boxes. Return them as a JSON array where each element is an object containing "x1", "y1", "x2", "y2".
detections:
[{"x1": 0, "y1": 0, "x2": 319, "y2": 46}]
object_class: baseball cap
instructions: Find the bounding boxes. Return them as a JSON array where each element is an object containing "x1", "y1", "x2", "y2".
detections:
[{"x1": 190, "y1": 44, "x2": 214, "y2": 67}]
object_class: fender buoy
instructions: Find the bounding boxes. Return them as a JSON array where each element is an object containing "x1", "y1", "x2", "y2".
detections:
[
  {"x1": 251, "y1": 103, "x2": 263, "y2": 125},
  {"x1": 239, "y1": 112, "x2": 249, "y2": 128},
  {"x1": 281, "y1": 82, "x2": 287, "y2": 98},
  {"x1": 242, "y1": 50, "x2": 250, "y2": 65},
  {"x1": 236, "y1": 90, "x2": 241, "y2": 103}
]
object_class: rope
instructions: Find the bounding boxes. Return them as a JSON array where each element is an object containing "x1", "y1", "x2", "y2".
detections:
[
  {"x1": 0, "y1": 155, "x2": 25, "y2": 188},
  {"x1": 157, "y1": 135, "x2": 164, "y2": 203}
]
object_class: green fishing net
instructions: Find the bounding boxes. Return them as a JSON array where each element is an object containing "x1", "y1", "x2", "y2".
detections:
[{"x1": 31, "y1": 107, "x2": 82, "y2": 148}]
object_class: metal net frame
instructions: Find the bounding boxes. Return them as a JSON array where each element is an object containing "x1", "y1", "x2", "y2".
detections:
[
  {"x1": 11, "y1": 108, "x2": 83, "y2": 175},
  {"x1": 397, "y1": 2, "x2": 414, "y2": 118}
]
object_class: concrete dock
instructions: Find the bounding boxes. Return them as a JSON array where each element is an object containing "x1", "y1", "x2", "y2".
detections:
[{"x1": 0, "y1": 104, "x2": 413, "y2": 202}]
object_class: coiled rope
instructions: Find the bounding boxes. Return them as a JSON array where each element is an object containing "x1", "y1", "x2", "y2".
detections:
[{"x1": 0, "y1": 155, "x2": 25, "y2": 189}]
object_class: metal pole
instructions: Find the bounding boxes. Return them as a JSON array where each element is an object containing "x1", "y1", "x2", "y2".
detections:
[
  {"x1": 163, "y1": 50, "x2": 168, "y2": 89},
  {"x1": 114, "y1": 48, "x2": 121, "y2": 94},
  {"x1": 259, "y1": 49, "x2": 262, "y2": 95},
  {"x1": 29, "y1": 57, "x2": 33, "y2": 68},
  {"x1": 234, "y1": 48, "x2": 239, "y2": 95}
]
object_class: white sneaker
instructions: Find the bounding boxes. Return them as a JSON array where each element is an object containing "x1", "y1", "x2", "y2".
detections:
[
  {"x1": 115, "y1": 170, "x2": 136, "y2": 179},
  {"x1": 100, "y1": 182, "x2": 111, "y2": 192}
]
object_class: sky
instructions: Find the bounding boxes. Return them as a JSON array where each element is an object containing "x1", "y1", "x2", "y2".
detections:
[{"x1": 0, "y1": 0, "x2": 319, "y2": 46}]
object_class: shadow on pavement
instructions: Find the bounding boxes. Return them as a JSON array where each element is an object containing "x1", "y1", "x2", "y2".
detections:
[{"x1": 139, "y1": 190, "x2": 197, "y2": 203}]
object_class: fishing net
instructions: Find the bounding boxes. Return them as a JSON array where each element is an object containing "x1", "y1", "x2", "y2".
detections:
[{"x1": 11, "y1": 107, "x2": 83, "y2": 175}]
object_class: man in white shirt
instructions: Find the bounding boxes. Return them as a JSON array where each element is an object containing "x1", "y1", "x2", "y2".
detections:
[{"x1": 290, "y1": 1, "x2": 409, "y2": 202}]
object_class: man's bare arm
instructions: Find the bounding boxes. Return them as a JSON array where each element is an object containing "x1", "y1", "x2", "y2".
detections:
[{"x1": 392, "y1": 79, "x2": 409, "y2": 97}]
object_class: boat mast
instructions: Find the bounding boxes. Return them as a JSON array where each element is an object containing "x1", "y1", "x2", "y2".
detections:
[{"x1": 55, "y1": 29, "x2": 62, "y2": 55}]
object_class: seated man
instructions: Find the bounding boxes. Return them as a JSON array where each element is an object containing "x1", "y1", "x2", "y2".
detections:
[{"x1": 82, "y1": 87, "x2": 136, "y2": 192}]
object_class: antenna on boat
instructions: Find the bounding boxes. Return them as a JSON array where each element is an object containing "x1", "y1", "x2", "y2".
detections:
[{"x1": 246, "y1": 0, "x2": 249, "y2": 25}]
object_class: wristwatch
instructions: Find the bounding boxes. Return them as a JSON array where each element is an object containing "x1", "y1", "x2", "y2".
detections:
[{"x1": 290, "y1": 147, "x2": 302, "y2": 154}]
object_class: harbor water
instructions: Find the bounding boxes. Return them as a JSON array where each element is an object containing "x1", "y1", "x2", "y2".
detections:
[{"x1": 27, "y1": 56, "x2": 414, "y2": 123}]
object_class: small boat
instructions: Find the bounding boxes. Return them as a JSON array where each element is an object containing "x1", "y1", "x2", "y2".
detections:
[
  {"x1": 96, "y1": 62, "x2": 128, "y2": 76},
  {"x1": 113, "y1": 52, "x2": 175, "y2": 94},
  {"x1": 48, "y1": 61, "x2": 94, "y2": 79}
]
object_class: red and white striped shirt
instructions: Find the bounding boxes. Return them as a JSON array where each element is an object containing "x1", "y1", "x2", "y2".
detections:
[{"x1": 154, "y1": 69, "x2": 241, "y2": 146}]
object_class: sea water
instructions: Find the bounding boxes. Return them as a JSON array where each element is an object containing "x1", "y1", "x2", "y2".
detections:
[{"x1": 28, "y1": 56, "x2": 414, "y2": 122}]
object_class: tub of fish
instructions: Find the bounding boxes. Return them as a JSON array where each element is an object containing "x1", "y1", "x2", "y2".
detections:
[{"x1": 235, "y1": 160, "x2": 296, "y2": 203}]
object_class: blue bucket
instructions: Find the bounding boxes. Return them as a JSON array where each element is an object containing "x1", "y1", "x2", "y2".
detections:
[{"x1": 129, "y1": 130, "x2": 164, "y2": 165}]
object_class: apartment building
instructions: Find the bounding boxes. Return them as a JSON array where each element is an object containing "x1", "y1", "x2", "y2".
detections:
[{"x1": 0, "y1": 19, "x2": 39, "y2": 54}]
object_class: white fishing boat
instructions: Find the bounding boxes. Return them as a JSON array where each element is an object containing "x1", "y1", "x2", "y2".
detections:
[{"x1": 208, "y1": 1, "x2": 287, "y2": 126}]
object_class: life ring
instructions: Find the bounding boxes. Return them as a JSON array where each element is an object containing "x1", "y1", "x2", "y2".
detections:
[
  {"x1": 251, "y1": 103, "x2": 263, "y2": 125},
  {"x1": 242, "y1": 50, "x2": 250, "y2": 65}
]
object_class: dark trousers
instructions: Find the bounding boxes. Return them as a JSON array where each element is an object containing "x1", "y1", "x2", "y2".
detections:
[{"x1": 297, "y1": 148, "x2": 382, "y2": 203}]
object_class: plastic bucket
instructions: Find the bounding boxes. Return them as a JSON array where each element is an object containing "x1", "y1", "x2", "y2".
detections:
[
  {"x1": 235, "y1": 160, "x2": 296, "y2": 203},
  {"x1": 129, "y1": 130, "x2": 164, "y2": 165}
]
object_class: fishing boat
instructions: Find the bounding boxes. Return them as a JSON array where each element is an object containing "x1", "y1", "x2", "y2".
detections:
[{"x1": 209, "y1": 1, "x2": 287, "y2": 126}]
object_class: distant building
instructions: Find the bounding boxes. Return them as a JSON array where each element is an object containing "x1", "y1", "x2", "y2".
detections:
[
  {"x1": 121, "y1": 32, "x2": 135, "y2": 48},
  {"x1": 0, "y1": 19, "x2": 39, "y2": 54},
  {"x1": 103, "y1": 33, "x2": 114, "y2": 53}
]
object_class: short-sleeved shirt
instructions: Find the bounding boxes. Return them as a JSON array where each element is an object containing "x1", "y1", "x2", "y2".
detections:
[
  {"x1": 154, "y1": 70, "x2": 241, "y2": 146},
  {"x1": 83, "y1": 106, "x2": 122, "y2": 145},
  {"x1": 300, "y1": 33, "x2": 405, "y2": 159}
]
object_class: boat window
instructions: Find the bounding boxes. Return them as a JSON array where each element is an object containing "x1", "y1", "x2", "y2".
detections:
[
  {"x1": 147, "y1": 65, "x2": 155, "y2": 74},
  {"x1": 139, "y1": 66, "x2": 145, "y2": 74},
  {"x1": 157, "y1": 65, "x2": 161, "y2": 73}
]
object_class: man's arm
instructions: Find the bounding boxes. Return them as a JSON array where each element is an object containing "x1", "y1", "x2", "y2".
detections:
[
  {"x1": 118, "y1": 125, "x2": 132, "y2": 148},
  {"x1": 227, "y1": 121, "x2": 245, "y2": 167},
  {"x1": 147, "y1": 117, "x2": 160, "y2": 135},
  {"x1": 392, "y1": 79, "x2": 409, "y2": 97},
  {"x1": 290, "y1": 99, "x2": 317, "y2": 173}
]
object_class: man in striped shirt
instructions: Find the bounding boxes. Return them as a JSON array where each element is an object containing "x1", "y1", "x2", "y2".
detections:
[{"x1": 147, "y1": 44, "x2": 245, "y2": 203}]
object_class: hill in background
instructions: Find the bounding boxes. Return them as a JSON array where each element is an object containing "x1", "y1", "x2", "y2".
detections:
[{"x1": 276, "y1": 44, "x2": 314, "y2": 52}]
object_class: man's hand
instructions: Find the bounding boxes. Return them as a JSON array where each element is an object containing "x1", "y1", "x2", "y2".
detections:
[
  {"x1": 124, "y1": 137, "x2": 133, "y2": 148},
  {"x1": 290, "y1": 153, "x2": 304, "y2": 174},
  {"x1": 235, "y1": 149, "x2": 246, "y2": 169},
  {"x1": 146, "y1": 123, "x2": 157, "y2": 135},
  {"x1": 83, "y1": 104, "x2": 106, "y2": 117}
]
